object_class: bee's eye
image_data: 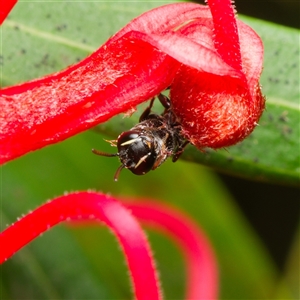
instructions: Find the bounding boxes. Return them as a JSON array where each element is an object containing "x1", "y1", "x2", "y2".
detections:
[{"x1": 117, "y1": 131, "x2": 156, "y2": 175}]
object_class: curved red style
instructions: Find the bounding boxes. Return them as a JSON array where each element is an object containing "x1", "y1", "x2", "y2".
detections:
[
  {"x1": 0, "y1": 1, "x2": 264, "y2": 164},
  {"x1": 0, "y1": 192, "x2": 162, "y2": 300},
  {"x1": 126, "y1": 201, "x2": 218, "y2": 299},
  {"x1": 0, "y1": 192, "x2": 219, "y2": 299}
]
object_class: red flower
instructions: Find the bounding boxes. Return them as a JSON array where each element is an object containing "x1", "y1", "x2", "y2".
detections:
[{"x1": 0, "y1": 0, "x2": 264, "y2": 164}]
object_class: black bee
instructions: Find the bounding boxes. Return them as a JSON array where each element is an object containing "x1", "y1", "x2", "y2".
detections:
[{"x1": 92, "y1": 94, "x2": 188, "y2": 181}]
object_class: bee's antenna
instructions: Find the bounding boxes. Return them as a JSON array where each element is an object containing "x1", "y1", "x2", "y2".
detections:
[
  {"x1": 114, "y1": 164, "x2": 125, "y2": 182},
  {"x1": 92, "y1": 149, "x2": 118, "y2": 157},
  {"x1": 92, "y1": 149, "x2": 123, "y2": 181}
]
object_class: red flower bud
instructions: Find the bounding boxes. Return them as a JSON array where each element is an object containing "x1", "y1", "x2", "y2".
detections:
[
  {"x1": 170, "y1": 1, "x2": 265, "y2": 149},
  {"x1": 171, "y1": 70, "x2": 264, "y2": 148}
]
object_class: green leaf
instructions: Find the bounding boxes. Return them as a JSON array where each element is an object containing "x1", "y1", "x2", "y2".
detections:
[{"x1": 0, "y1": 1, "x2": 295, "y2": 299}]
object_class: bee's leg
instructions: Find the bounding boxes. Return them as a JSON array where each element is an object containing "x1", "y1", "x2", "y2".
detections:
[
  {"x1": 139, "y1": 97, "x2": 155, "y2": 121},
  {"x1": 157, "y1": 93, "x2": 171, "y2": 110},
  {"x1": 172, "y1": 141, "x2": 189, "y2": 162}
]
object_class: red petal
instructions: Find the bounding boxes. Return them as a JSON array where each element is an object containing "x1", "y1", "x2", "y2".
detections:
[
  {"x1": 113, "y1": 3, "x2": 240, "y2": 77},
  {"x1": 206, "y1": 0, "x2": 242, "y2": 72},
  {"x1": 0, "y1": 37, "x2": 179, "y2": 164},
  {"x1": 0, "y1": 0, "x2": 17, "y2": 25}
]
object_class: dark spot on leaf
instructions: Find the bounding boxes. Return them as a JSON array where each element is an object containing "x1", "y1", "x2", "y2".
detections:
[
  {"x1": 55, "y1": 24, "x2": 67, "y2": 31},
  {"x1": 278, "y1": 111, "x2": 289, "y2": 123},
  {"x1": 34, "y1": 54, "x2": 53, "y2": 68},
  {"x1": 227, "y1": 156, "x2": 234, "y2": 163},
  {"x1": 291, "y1": 63, "x2": 297, "y2": 68},
  {"x1": 41, "y1": 54, "x2": 49, "y2": 65},
  {"x1": 268, "y1": 77, "x2": 280, "y2": 84},
  {"x1": 281, "y1": 125, "x2": 293, "y2": 136},
  {"x1": 268, "y1": 113, "x2": 274, "y2": 122}
]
